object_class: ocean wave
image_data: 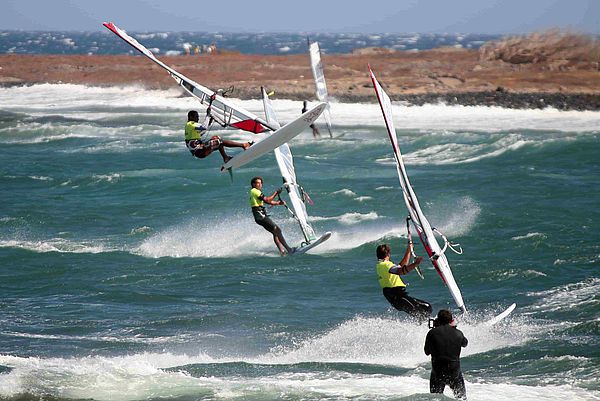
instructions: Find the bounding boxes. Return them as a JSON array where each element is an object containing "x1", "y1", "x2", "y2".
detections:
[
  {"x1": 0, "y1": 314, "x2": 583, "y2": 401},
  {"x1": 136, "y1": 212, "x2": 284, "y2": 258},
  {"x1": 0, "y1": 239, "x2": 114, "y2": 254},
  {"x1": 526, "y1": 278, "x2": 600, "y2": 313},
  {"x1": 512, "y1": 232, "x2": 548, "y2": 241},
  {"x1": 309, "y1": 212, "x2": 380, "y2": 225},
  {"x1": 2, "y1": 84, "x2": 600, "y2": 132},
  {"x1": 332, "y1": 188, "x2": 356, "y2": 197},
  {"x1": 420, "y1": 196, "x2": 480, "y2": 237}
]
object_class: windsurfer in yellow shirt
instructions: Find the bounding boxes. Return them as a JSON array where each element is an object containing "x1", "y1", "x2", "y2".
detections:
[
  {"x1": 249, "y1": 176, "x2": 295, "y2": 256},
  {"x1": 375, "y1": 243, "x2": 432, "y2": 319},
  {"x1": 185, "y1": 109, "x2": 251, "y2": 163}
]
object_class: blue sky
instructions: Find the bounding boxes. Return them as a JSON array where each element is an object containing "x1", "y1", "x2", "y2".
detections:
[{"x1": 3, "y1": 0, "x2": 599, "y2": 33}]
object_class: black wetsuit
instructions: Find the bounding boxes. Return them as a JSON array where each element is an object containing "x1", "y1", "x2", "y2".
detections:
[
  {"x1": 252, "y1": 205, "x2": 278, "y2": 233},
  {"x1": 424, "y1": 324, "x2": 469, "y2": 400},
  {"x1": 382, "y1": 287, "x2": 432, "y2": 319}
]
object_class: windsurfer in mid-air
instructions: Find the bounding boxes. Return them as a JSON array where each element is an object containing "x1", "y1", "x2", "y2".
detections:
[
  {"x1": 185, "y1": 109, "x2": 251, "y2": 163},
  {"x1": 249, "y1": 176, "x2": 295, "y2": 256},
  {"x1": 302, "y1": 101, "x2": 321, "y2": 138},
  {"x1": 375, "y1": 242, "x2": 432, "y2": 319}
]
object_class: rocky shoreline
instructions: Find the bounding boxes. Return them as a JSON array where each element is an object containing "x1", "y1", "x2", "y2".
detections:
[
  {"x1": 1, "y1": 31, "x2": 599, "y2": 111},
  {"x1": 230, "y1": 87, "x2": 600, "y2": 111}
]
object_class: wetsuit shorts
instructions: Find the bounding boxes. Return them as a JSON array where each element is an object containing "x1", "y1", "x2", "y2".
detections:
[
  {"x1": 382, "y1": 286, "x2": 432, "y2": 318},
  {"x1": 252, "y1": 206, "x2": 278, "y2": 233},
  {"x1": 186, "y1": 137, "x2": 222, "y2": 158},
  {"x1": 430, "y1": 360, "x2": 467, "y2": 400}
]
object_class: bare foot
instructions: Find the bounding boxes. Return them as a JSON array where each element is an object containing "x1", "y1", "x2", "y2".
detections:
[
  {"x1": 243, "y1": 141, "x2": 253, "y2": 150},
  {"x1": 223, "y1": 155, "x2": 232, "y2": 163}
]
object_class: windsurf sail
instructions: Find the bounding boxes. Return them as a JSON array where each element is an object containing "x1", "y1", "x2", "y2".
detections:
[
  {"x1": 308, "y1": 38, "x2": 333, "y2": 138},
  {"x1": 220, "y1": 102, "x2": 326, "y2": 172},
  {"x1": 103, "y1": 22, "x2": 274, "y2": 134},
  {"x1": 369, "y1": 65, "x2": 466, "y2": 313},
  {"x1": 261, "y1": 87, "x2": 317, "y2": 244}
]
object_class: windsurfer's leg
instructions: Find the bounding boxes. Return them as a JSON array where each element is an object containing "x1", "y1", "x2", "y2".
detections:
[
  {"x1": 273, "y1": 226, "x2": 293, "y2": 254},
  {"x1": 310, "y1": 124, "x2": 320, "y2": 138},
  {"x1": 193, "y1": 147, "x2": 211, "y2": 159},
  {"x1": 216, "y1": 145, "x2": 231, "y2": 163},
  {"x1": 272, "y1": 234, "x2": 287, "y2": 256},
  {"x1": 222, "y1": 139, "x2": 252, "y2": 150},
  {"x1": 412, "y1": 296, "x2": 433, "y2": 318},
  {"x1": 383, "y1": 288, "x2": 431, "y2": 318},
  {"x1": 256, "y1": 217, "x2": 291, "y2": 255}
]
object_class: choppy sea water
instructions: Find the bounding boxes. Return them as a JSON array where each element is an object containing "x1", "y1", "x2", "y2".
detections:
[
  {"x1": 0, "y1": 84, "x2": 599, "y2": 400},
  {"x1": 0, "y1": 31, "x2": 499, "y2": 55}
]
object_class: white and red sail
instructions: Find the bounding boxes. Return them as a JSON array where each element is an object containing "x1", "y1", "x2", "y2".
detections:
[
  {"x1": 369, "y1": 65, "x2": 466, "y2": 313},
  {"x1": 103, "y1": 22, "x2": 274, "y2": 134}
]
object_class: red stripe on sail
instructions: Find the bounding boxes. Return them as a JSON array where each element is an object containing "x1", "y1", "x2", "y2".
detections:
[{"x1": 231, "y1": 120, "x2": 265, "y2": 134}]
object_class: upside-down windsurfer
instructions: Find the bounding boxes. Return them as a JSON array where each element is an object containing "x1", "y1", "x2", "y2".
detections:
[
  {"x1": 185, "y1": 109, "x2": 252, "y2": 163},
  {"x1": 375, "y1": 242, "x2": 432, "y2": 319}
]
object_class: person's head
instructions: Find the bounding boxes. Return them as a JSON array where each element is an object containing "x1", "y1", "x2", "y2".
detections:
[
  {"x1": 435, "y1": 309, "x2": 453, "y2": 326},
  {"x1": 251, "y1": 176, "x2": 263, "y2": 189},
  {"x1": 187, "y1": 110, "x2": 199, "y2": 122},
  {"x1": 376, "y1": 244, "x2": 391, "y2": 260}
]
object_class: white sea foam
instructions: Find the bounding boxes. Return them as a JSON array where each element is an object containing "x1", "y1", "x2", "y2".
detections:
[
  {"x1": 332, "y1": 188, "x2": 356, "y2": 197},
  {"x1": 137, "y1": 209, "x2": 399, "y2": 257},
  {"x1": 136, "y1": 212, "x2": 286, "y2": 258},
  {"x1": 311, "y1": 223, "x2": 403, "y2": 254},
  {"x1": 0, "y1": 314, "x2": 591, "y2": 401},
  {"x1": 354, "y1": 196, "x2": 373, "y2": 202},
  {"x1": 512, "y1": 232, "x2": 548, "y2": 241},
  {"x1": 29, "y1": 175, "x2": 54, "y2": 181},
  {"x1": 309, "y1": 211, "x2": 380, "y2": 225},
  {"x1": 1, "y1": 84, "x2": 599, "y2": 132},
  {"x1": 418, "y1": 196, "x2": 481, "y2": 237},
  {"x1": 526, "y1": 278, "x2": 600, "y2": 313},
  {"x1": 0, "y1": 238, "x2": 113, "y2": 254}
]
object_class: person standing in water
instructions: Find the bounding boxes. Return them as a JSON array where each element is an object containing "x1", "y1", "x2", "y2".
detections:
[
  {"x1": 249, "y1": 176, "x2": 295, "y2": 256},
  {"x1": 375, "y1": 242, "x2": 432, "y2": 319},
  {"x1": 302, "y1": 101, "x2": 321, "y2": 138},
  {"x1": 425, "y1": 309, "x2": 468, "y2": 400}
]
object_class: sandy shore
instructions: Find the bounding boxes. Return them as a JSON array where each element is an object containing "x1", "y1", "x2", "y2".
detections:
[{"x1": 1, "y1": 47, "x2": 600, "y2": 110}]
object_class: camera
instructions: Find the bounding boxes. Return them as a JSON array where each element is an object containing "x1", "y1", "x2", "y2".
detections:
[
  {"x1": 428, "y1": 318, "x2": 440, "y2": 329},
  {"x1": 428, "y1": 317, "x2": 457, "y2": 329}
]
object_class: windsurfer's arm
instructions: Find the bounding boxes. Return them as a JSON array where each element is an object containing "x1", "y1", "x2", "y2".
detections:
[
  {"x1": 263, "y1": 188, "x2": 284, "y2": 205},
  {"x1": 389, "y1": 256, "x2": 423, "y2": 275},
  {"x1": 200, "y1": 113, "x2": 212, "y2": 129},
  {"x1": 399, "y1": 241, "x2": 413, "y2": 267}
]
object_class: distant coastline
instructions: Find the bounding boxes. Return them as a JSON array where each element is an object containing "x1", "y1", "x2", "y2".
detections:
[{"x1": 1, "y1": 31, "x2": 599, "y2": 110}]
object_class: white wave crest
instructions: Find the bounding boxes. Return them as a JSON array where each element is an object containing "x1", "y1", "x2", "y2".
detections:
[
  {"x1": 310, "y1": 211, "x2": 380, "y2": 225},
  {"x1": 512, "y1": 232, "x2": 548, "y2": 241},
  {"x1": 526, "y1": 278, "x2": 600, "y2": 313},
  {"x1": 0, "y1": 238, "x2": 112, "y2": 254}
]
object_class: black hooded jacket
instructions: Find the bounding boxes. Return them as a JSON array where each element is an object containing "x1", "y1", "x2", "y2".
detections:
[{"x1": 424, "y1": 324, "x2": 468, "y2": 367}]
